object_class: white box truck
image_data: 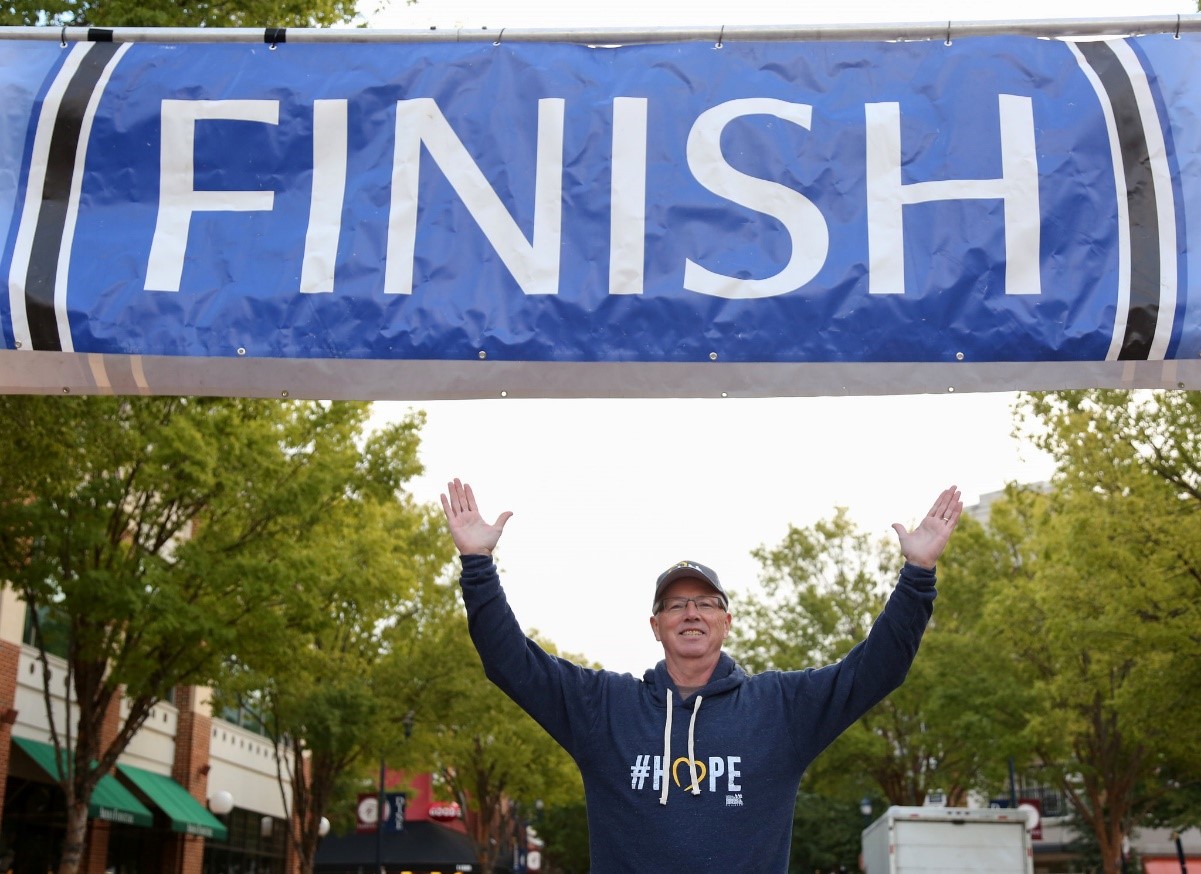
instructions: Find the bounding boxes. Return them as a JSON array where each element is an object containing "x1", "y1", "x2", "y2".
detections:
[{"x1": 861, "y1": 806, "x2": 1034, "y2": 873}]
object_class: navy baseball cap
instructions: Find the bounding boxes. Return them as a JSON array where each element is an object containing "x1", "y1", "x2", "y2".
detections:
[{"x1": 653, "y1": 560, "x2": 729, "y2": 609}]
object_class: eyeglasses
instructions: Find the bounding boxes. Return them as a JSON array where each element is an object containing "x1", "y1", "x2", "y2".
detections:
[{"x1": 656, "y1": 596, "x2": 727, "y2": 615}]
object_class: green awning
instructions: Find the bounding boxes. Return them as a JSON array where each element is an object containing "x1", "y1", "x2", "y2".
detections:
[
  {"x1": 12, "y1": 737, "x2": 154, "y2": 828},
  {"x1": 117, "y1": 763, "x2": 229, "y2": 840}
]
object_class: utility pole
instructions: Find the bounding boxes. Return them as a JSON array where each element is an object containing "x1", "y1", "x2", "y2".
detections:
[{"x1": 377, "y1": 756, "x2": 386, "y2": 874}]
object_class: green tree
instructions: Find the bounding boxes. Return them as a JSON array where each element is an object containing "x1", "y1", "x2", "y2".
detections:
[
  {"x1": 0, "y1": 396, "x2": 411, "y2": 874},
  {"x1": 727, "y1": 499, "x2": 1044, "y2": 870},
  {"x1": 309, "y1": 573, "x2": 479, "y2": 840},
  {"x1": 787, "y1": 792, "x2": 864, "y2": 873},
  {"x1": 536, "y1": 800, "x2": 589, "y2": 874},
  {"x1": 1033, "y1": 390, "x2": 1201, "y2": 796},
  {"x1": 976, "y1": 484, "x2": 1171, "y2": 874},
  {"x1": 730, "y1": 508, "x2": 1003, "y2": 808},
  {"x1": 0, "y1": 0, "x2": 362, "y2": 28},
  {"x1": 922, "y1": 488, "x2": 1042, "y2": 796},
  {"x1": 215, "y1": 411, "x2": 454, "y2": 874},
  {"x1": 982, "y1": 389, "x2": 1201, "y2": 873},
  {"x1": 401, "y1": 603, "x2": 584, "y2": 874}
]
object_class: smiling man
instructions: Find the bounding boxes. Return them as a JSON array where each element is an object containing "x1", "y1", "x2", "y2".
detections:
[
  {"x1": 650, "y1": 561, "x2": 730, "y2": 691},
  {"x1": 440, "y1": 478, "x2": 961, "y2": 873}
]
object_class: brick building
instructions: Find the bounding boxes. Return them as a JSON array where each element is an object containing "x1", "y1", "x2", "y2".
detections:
[{"x1": 0, "y1": 585, "x2": 296, "y2": 873}]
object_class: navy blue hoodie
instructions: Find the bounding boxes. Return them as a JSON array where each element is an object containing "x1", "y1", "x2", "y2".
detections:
[{"x1": 459, "y1": 554, "x2": 936, "y2": 873}]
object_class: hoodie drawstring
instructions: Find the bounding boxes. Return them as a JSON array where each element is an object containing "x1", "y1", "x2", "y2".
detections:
[
  {"x1": 659, "y1": 693, "x2": 705, "y2": 804},
  {"x1": 659, "y1": 694, "x2": 673, "y2": 805},
  {"x1": 687, "y1": 695, "x2": 703, "y2": 795}
]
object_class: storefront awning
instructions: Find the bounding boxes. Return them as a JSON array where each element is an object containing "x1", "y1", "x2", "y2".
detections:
[
  {"x1": 12, "y1": 737, "x2": 153, "y2": 828},
  {"x1": 117, "y1": 763, "x2": 229, "y2": 840}
]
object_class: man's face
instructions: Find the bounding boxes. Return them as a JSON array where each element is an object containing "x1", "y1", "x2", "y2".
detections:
[{"x1": 649, "y1": 577, "x2": 732, "y2": 664}]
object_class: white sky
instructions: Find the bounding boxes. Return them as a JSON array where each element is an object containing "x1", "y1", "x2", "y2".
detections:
[
  {"x1": 365, "y1": 0, "x2": 1193, "y2": 675},
  {"x1": 368, "y1": 0, "x2": 1193, "y2": 29}
]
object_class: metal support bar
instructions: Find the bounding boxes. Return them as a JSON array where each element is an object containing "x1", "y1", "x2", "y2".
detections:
[{"x1": 1, "y1": 15, "x2": 1200, "y2": 44}]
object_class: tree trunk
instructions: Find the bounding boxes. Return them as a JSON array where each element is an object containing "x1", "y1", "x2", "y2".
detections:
[
  {"x1": 1098, "y1": 818, "x2": 1126, "y2": 874},
  {"x1": 297, "y1": 827, "x2": 315, "y2": 874},
  {"x1": 470, "y1": 802, "x2": 503, "y2": 873},
  {"x1": 57, "y1": 799, "x2": 90, "y2": 874}
]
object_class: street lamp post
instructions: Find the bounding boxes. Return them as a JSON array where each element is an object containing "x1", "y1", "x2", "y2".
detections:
[
  {"x1": 1172, "y1": 831, "x2": 1188, "y2": 874},
  {"x1": 527, "y1": 800, "x2": 544, "y2": 873},
  {"x1": 376, "y1": 711, "x2": 416, "y2": 874},
  {"x1": 376, "y1": 756, "x2": 387, "y2": 874},
  {"x1": 512, "y1": 801, "x2": 525, "y2": 874},
  {"x1": 857, "y1": 798, "x2": 873, "y2": 874}
]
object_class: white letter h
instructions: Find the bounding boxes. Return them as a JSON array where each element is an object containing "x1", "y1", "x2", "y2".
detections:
[{"x1": 865, "y1": 95, "x2": 1040, "y2": 296}]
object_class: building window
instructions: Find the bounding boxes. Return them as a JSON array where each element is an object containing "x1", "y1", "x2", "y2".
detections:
[
  {"x1": 22, "y1": 604, "x2": 69, "y2": 659},
  {"x1": 203, "y1": 808, "x2": 287, "y2": 873},
  {"x1": 218, "y1": 698, "x2": 271, "y2": 739}
]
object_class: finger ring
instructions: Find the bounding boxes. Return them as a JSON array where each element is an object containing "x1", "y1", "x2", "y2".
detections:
[{"x1": 942, "y1": 515, "x2": 950, "y2": 521}]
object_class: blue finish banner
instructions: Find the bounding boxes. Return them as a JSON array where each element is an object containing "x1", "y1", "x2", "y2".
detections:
[{"x1": 1, "y1": 31, "x2": 1200, "y2": 398}]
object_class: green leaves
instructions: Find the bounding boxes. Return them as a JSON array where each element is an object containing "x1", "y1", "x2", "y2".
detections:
[
  {"x1": 981, "y1": 391, "x2": 1201, "y2": 865},
  {"x1": 0, "y1": 396, "x2": 447, "y2": 874},
  {"x1": 736, "y1": 508, "x2": 896, "y2": 674},
  {"x1": 0, "y1": 0, "x2": 359, "y2": 28}
]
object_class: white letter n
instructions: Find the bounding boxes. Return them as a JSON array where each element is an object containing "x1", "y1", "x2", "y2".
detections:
[
  {"x1": 385, "y1": 98, "x2": 564, "y2": 296},
  {"x1": 865, "y1": 95, "x2": 1040, "y2": 296}
]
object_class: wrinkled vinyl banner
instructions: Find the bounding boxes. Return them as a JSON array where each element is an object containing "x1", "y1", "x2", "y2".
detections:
[{"x1": 1, "y1": 32, "x2": 1200, "y2": 398}]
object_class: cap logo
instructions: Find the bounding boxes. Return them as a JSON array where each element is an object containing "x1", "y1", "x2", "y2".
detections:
[{"x1": 654, "y1": 560, "x2": 727, "y2": 611}]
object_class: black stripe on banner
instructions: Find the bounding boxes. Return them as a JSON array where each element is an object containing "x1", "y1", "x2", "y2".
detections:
[
  {"x1": 24, "y1": 41, "x2": 121, "y2": 351},
  {"x1": 1076, "y1": 40, "x2": 1160, "y2": 361}
]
